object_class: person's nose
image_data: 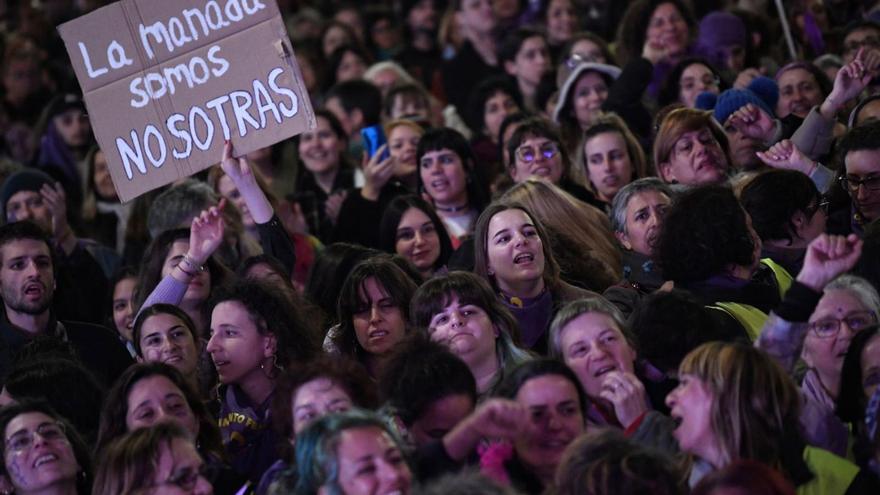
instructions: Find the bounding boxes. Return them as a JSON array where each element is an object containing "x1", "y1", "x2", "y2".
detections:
[
  {"x1": 370, "y1": 305, "x2": 383, "y2": 324},
  {"x1": 377, "y1": 458, "x2": 406, "y2": 487},
  {"x1": 413, "y1": 231, "x2": 426, "y2": 247},
  {"x1": 206, "y1": 332, "x2": 220, "y2": 354}
]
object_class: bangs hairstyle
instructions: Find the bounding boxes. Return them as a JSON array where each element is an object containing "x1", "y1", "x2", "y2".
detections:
[
  {"x1": 473, "y1": 202, "x2": 561, "y2": 291},
  {"x1": 678, "y1": 342, "x2": 801, "y2": 469},
  {"x1": 415, "y1": 127, "x2": 490, "y2": 210},
  {"x1": 652, "y1": 107, "x2": 730, "y2": 173},
  {"x1": 410, "y1": 271, "x2": 532, "y2": 367},
  {"x1": 505, "y1": 117, "x2": 573, "y2": 180},
  {"x1": 334, "y1": 256, "x2": 419, "y2": 359},
  {"x1": 582, "y1": 113, "x2": 649, "y2": 180},
  {"x1": 548, "y1": 297, "x2": 634, "y2": 359}
]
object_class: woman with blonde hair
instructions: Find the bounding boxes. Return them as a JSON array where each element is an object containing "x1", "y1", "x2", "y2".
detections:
[
  {"x1": 501, "y1": 179, "x2": 621, "y2": 291},
  {"x1": 666, "y1": 341, "x2": 878, "y2": 492}
]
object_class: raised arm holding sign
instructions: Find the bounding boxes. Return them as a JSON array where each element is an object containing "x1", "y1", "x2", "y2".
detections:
[{"x1": 58, "y1": 0, "x2": 315, "y2": 202}]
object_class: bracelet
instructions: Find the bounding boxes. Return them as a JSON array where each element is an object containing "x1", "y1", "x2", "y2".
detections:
[
  {"x1": 176, "y1": 263, "x2": 197, "y2": 277},
  {"x1": 180, "y1": 254, "x2": 206, "y2": 274}
]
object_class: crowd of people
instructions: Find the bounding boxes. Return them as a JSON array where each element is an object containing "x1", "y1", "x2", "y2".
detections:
[{"x1": 3, "y1": 0, "x2": 880, "y2": 494}]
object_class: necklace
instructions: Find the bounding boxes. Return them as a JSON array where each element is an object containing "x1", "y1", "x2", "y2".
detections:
[{"x1": 434, "y1": 202, "x2": 470, "y2": 213}]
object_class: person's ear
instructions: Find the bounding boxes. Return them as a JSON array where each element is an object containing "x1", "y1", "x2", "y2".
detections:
[
  {"x1": 657, "y1": 162, "x2": 675, "y2": 183},
  {"x1": 263, "y1": 333, "x2": 277, "y2": 359},
  {"x1": 791, "y1": 210, "x2": 807, "y2": 239},
  {"x1": 614, "y1": 230, "x2": 633, "y2": 250}
]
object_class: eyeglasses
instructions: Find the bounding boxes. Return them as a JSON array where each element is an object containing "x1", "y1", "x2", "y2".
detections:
[
  {"x1": 838, "y1": 175, "x2": 880, "y2": 193},
  {"x1": 159, "y1": 464, "x2": 215, "y2": 491},
  {"x1": 516, "y1": 142, "x2": 559, "y2": 163},
  {"x1": 809, "y1": 310, "x2": 877, "y2": 339},
  {"x1": 804, "y1": 197, "x2": 831, "y2": 217},
  {"x1": 5, "y1": 422, "x2": 67, "y2": 454}
]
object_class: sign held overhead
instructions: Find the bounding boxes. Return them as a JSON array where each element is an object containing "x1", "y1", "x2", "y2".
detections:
[{"x1": 59, "y1": 0, "x2": 315, "y2": 202}]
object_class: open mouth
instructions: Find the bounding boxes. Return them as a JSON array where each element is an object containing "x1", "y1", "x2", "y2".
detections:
[
  {"x1": 530, "y1": 166, "x2": 552, "y2": 177},
  {"x1": 34, "y1": 454, "x2": 58, "y2": 468},
  {"x1": 513, "y1": 253, "x2": 534, "y2": 264},
  {"x1": 671, "y1": 415, "x2": 683, "y2": 429},
  {"x1": 369, "y1": 329, "x2": 389, "y2": 340},
  {"x1": 24, "y1": 283, "x2": 43, "y2": 297},
  {"x1": 593, "y1": 364, "x2": 616, "y2": 378}
]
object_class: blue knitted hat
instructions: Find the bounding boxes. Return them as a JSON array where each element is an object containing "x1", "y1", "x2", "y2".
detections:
[{"x1": 695, "y1": 76, "x2": 779, "y2": 125}]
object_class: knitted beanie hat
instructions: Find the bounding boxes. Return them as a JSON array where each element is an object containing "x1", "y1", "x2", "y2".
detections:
[
  {"x1": 695, "y1": 76, "x2": 778, "y2": 125},
  {"x1": 0, "y1": 168, "x2": 54, "y2": 221},
  {"x1": 695, "y1": 11, "x2": 747, "y2": 68}
]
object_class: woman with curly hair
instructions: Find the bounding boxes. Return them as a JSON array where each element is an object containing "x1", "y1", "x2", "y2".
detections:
[
  {"x1": 655, "y1": 185, "x2": 789, "y2": 341},
  {"x1": 207, "y1": 280, "x2": 319, "y2": 483}
]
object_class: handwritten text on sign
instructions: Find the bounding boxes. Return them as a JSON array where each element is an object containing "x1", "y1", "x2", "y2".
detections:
[{"x1": 59, "y1": 0, "x2": 315, "y2": 202}]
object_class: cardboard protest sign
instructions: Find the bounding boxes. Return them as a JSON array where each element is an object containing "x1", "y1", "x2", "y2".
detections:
[{"x1": 58, "y1": 0, "x2": 315, "y2": 202}]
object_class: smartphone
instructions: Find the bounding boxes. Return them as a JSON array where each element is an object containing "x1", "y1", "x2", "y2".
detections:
[{"x1": 360, "y1": 124, "x2": 390, "y2": 161}]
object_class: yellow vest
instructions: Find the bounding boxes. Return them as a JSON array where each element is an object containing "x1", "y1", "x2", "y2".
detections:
[
  {"x1": 796, "y1": 446, "x2": 859, "y2": 495},
  {"x1": 707, "y1": 259, "x2": 793, "y2": 341}
]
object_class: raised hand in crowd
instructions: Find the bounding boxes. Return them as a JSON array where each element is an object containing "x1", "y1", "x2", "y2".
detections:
[
  {"x1": 795, "y1": 233, "x2": 863, "y2": 292},
  {"x1": 726, "y1": 102, "x2": 775, "y2": 142},
  {"x1": 324, "y1": 189, "x2": 348, "y2": 225},
  {"x1": 756, "y1": 139, "x2": 818, "y2": 176},
  {"x1": 733, "y1": 67, "x2": 762, "y2": 89},
  {"x1": 361, "y1": 144, "x2": 394, "y2": 201},
  {"x1": 175, "y1": 199, "x2": 226, "y2": 281},
  {"x1": 598, "y1": 370, "x2": 650, "y2": 429},
  {"x1": 221, "y1": 140, "x2": 273, "y2": 224},
  {"x1": 820, "y1": 47, "x2": 877, "y2": 120},
  {"x1": 39, "y1": 181, "x2": 79, "y2": 255},
  {"x1": 442, "y1": 398, "x2": 528, "y2": 462}
]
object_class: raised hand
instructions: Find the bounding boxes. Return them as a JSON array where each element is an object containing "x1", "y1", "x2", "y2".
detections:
[
  {"x1": 221, "y1": 140, "x2": 255, "y2": 187},
  {"x1": 187, "y1": 198, "x2": 226, "y2": 266},
  {"x1": 40, "y1": 182, "x2": 76, "y2": 253},
  {"x1": 442, "y1": 398, "x2": 527, "y2": 461},
  {"x1": 733, "y1": 67, "x2": 761, "y2": 89},
  {"x1": 796, "y1": 234, "x2": 863, "y2": 291},
  {"x1": 756, "y1": 139, "x2": 817, "y2": 176},
  {"x1": 822, "y1": 48, "x2": 874, "y2": 118},
  {"x1": 599, "y1": 370, "x2": 649, "y2": 429},
  {"x1": 220, "y1": 140, "x2": 272, "y2": 224},
  {"x1": 324, "y1": 190, "x2": 348, "y2": 225},
  {"x1": 726, "y1": 103, "x2": 775, "y2": 141},
  {"x1": 361, "y1": 146, "x2": 394, "y2": 201},
  {"x1": 641, "y1": 37, "x2": 669, "y2": 65}
]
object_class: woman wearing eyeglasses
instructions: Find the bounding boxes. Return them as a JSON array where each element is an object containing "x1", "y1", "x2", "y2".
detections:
[
  {"x1": 504, "y1": 117, "x2": 605, "y2": 211},
  {"x1": 0, "y1": 400, "x2": 92, "y2": 495},
  {"x1": 757, "y1": 233, "x2": 874, "y2": 457},
  {"x1": 831, "y1": 123, "x2": 880, "y2": 237},
  {"x1": 93, "y1": 422, "x2": 212, "y2": 495}
]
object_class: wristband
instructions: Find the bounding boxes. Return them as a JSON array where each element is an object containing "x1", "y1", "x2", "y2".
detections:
[{"x1": 180, "y1": 254, "x2": 206, "y2": 274}]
